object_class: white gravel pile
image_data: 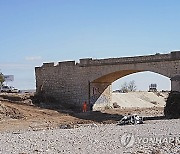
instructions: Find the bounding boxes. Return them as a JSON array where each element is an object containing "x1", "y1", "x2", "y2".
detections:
[
  {"x1": 0, "y1": 119, "x2": 180, "y2": 154},
  {"x1": 112, "y1": 92, "x2": 167, "y2": 108}
]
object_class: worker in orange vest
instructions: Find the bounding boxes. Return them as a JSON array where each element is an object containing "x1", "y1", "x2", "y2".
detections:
[{"x1": 82, "y1": 101, "x2": 87, "y2": 112}]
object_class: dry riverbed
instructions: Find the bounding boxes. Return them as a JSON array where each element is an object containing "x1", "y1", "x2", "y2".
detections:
[{"x1": 0, "y1": 92, "x2": 179, "y2": 153}]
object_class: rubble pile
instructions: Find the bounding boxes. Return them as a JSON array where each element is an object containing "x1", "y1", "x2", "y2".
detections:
[
  {"x1": 0, "y1": 103, "x2": 24, "y2": 120},
  {"x1": 0, "y1": 93, "x2": 33, "y2": 105}
]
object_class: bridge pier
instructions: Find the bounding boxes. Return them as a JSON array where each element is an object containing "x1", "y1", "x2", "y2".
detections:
[
  {"x1": 171, "y1": 75, "x2": 180, "y2": 92},
  {"x1": 90, "y1": 82, "x2": 112, "y2": 109}
]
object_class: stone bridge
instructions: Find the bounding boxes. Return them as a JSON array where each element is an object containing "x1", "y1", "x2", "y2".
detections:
[{"x1": 35, "y1": 51, "x2": 180, "y2": 108}]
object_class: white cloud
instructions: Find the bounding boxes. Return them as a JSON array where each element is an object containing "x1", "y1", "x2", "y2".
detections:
[
  {"x1": 0, "y1": 63, "x2": 34, "y2": 70},
  {"x1": 25, "y1": 56, "x2": 42, "y2": 61}
]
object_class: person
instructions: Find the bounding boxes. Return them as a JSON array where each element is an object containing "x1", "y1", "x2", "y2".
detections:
[{"x1": 82, "y1": 101, "x2": 87, "y2": 112}]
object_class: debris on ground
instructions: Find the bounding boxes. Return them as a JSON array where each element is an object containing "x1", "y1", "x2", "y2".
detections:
[{"x1": 118, "y1": 114, "x2": 143, "y2": 125}]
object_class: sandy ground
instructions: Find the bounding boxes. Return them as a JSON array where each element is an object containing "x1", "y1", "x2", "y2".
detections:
[{"x1": 112, "y1": 91, "x2": 168, "y2": 108}]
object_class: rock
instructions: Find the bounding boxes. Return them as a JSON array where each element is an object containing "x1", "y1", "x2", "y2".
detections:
[
  {"x1": 59, "y1": 124, "x2": 72, "y2": 129},
  {"x1": 113, "y1": 102, "x2": 121, "y2": 108}
]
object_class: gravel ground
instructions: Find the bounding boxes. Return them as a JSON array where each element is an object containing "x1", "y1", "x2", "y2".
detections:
[{"x1": 0, "y1": 119, "x2": 180, "y2": 154}]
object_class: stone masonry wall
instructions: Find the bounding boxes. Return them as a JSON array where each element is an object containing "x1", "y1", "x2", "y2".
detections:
[{"x1": 35, "y1": 61, "x2": 91, "y2": 108}]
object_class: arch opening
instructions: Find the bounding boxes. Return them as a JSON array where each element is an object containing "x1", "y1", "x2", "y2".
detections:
[
  {"x1": 90, "y1": 71, "x2": 170, "y2": 110},
  {"x1": 112, "y1": 71, "x2": 171, "y2": 91}
]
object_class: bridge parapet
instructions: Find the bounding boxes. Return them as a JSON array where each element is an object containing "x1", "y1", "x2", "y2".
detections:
[
  {"x1": 41, "y1": 61, "x2": 76, "y2": 68},
  {"x1": 171, "y1": 51, "x2": 180, "y2": 59},
  {"x1": 79, "y1": 58, "x2": 92, "y2": 65},
  {"x1": 78, "y1": 53, "x2": 173, "y2": 66},
  {"x1": 42, "y1": 62, "x2": 55, "y2": 67},
  {"x1": 57, "y1": 61, "x2": 75, "y2": 67},
  {"x1": 40, "y1": 51, "x2": 180, "y2": 68}
]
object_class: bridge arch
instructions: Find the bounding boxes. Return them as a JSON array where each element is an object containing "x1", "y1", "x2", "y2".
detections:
[
  {"x1": 89, "y1": 68, "x2": 171, "y2": 108},
  {"x1": 89, "y1": 62, "x2": 171, "y2": 83}
]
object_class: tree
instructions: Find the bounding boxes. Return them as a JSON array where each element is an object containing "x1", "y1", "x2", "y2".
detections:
[
  {"x1": 120, "y1": 82, "x2": 128, "y2": 93},
  {"x1": 128, "y1": 80, "x2": 137, "y2": 92},
  {"x1": 0, "y1": 73, "x2": 5, "y2": 86},
  {"x1": 120, "y1": 80, "x2": 137, "y2": 92}
]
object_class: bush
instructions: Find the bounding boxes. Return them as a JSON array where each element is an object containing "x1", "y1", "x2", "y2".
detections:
[{"x1": 164, "y1": 91, "x2": 180, "y2": 118}]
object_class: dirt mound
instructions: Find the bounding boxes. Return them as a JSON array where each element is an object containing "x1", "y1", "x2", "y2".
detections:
[
  {"x1": 0, "y1": 103, "x2": 24, "y2": 120},
  {"x1": 0, "y1": 93, "x2": 33, "y2": 105},
  {"x1": 111, "y1": 91, "x2": 168, "y2": 109}
]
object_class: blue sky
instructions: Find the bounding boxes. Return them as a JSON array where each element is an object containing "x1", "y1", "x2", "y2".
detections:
[{"x1": 0, "y1": 0, "x2": 180, "y2": 90}]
